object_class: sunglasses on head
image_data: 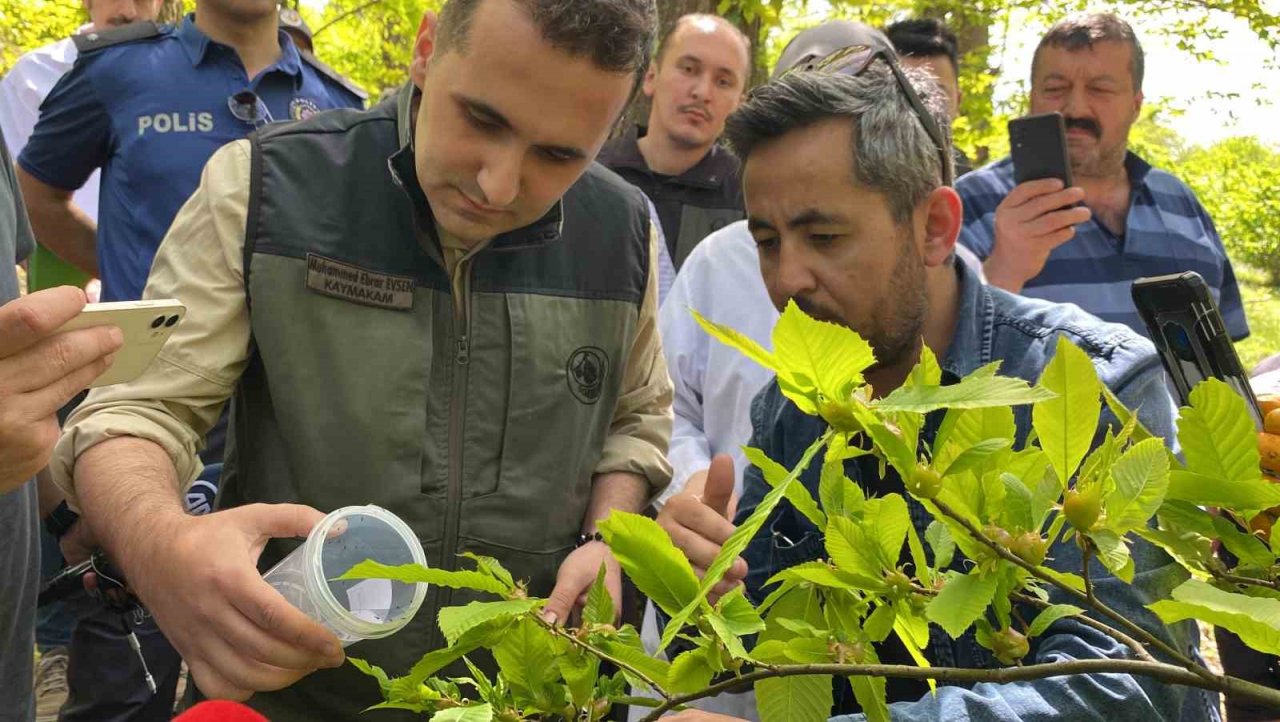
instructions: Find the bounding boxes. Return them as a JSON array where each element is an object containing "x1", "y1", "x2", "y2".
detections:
[
  {"x1": 228, "y1": 90, "x2": 275, "y2": 128},
  {"x1": 783, "y1": 44, "x2": 954, "y2": 187}
]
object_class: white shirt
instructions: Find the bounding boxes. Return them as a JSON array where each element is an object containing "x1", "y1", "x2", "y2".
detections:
[
  {"x1": 658, "y1": 220, "x2": 778, "y2": 504},
  {"x1": 0, "y1": 32, "x2": 99, "y2": 221}
]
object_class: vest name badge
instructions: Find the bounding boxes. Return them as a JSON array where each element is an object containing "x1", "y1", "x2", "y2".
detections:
[{"x1": 305, "y1": 253, "x2": 415, "y2": 310}]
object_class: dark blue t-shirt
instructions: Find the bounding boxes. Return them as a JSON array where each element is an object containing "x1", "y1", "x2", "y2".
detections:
[{"x1": 18, "y1": 15, "x2": 365, "y2": 302}]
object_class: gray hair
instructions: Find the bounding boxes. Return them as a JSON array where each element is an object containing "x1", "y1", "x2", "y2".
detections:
[
  {"x1": 1033, "y1": 12, "x2": 1144, "y2": 91},
  {"x1": 436, "y1": 0, "x2": 657, "y2": 88},
  {"x1": 725, "y1": 62, "x2": 952, "y2": 224}
]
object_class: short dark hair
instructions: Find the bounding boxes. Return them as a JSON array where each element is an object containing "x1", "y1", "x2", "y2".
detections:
[
  {"x1": 1032, "y1": 12, "x2": 1144, "y2": 90},
  {"x1": 655, "y1": 14, "x2": 752, "y2": 68},
  {"x1": 436, "y1": 0, "x2": 657, "y2": 86},
  {"x1": 725, "y1": 64, "x2": 952, "y2": 223},
  {"x1": 884, "y1": 18, "x2": 959, "y2": 74}
]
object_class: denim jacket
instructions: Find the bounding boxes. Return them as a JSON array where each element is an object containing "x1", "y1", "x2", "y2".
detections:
[{"x1": 737, "y1": 262, "x2": 1220, "y2": 721}]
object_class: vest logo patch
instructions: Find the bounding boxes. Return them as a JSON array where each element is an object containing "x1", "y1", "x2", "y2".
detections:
[
  {"x1": 305, "y1": 253, "x2": 414, "y2": 310},
  {"x1": 290, "y1": 97, "x2": 320, "y2": 121},
  {"x1": 566, "y1": 346, "x2": 608, "y2": 405}
]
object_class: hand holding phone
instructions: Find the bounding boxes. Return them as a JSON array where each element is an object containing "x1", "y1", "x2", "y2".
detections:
[
  {"x1": 983, "y1": 113, "x2": 1093, "y2": 293},
  {"x1": 56, "y1": 299, "x2": 185, "y2": 388},
  {"x1": 0, "y1": 287, "x2": 124, "y2": 491}
]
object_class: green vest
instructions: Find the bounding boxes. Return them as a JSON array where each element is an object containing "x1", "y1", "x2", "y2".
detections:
[{"x1": 221, "y1": 88, "x2": 652, "y2": 721}]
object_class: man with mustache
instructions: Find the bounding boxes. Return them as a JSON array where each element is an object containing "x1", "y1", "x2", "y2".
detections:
[
  {"x1": 955, "y1": 12, "x2": 1247, "y2": 344},
  {"x1": 599, "y1": 14, "x2": 750, "y2": 270},
  {"x1": 656, "y1": 46, "x2": 1218, "y2": 721}
]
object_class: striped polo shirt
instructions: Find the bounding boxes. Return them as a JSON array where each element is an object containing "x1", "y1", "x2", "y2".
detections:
[{"x1": 956, "y1": 152, "x2": 1249, "y2": 341}]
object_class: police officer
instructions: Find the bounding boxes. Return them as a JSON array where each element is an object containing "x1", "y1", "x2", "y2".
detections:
[{"x1": 16, "y1": 2, "x2": 364, "y2": 719}]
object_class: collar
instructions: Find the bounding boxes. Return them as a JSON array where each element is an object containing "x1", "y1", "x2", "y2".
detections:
[
  {"x1": 388, "y1": 84, "x2": 564, "y2": 252},
  {"x1": 1123, "y1": 150, "x2": 1153, "y2": 188},
  {"x1": 609, "y1": 125, "x2": 738, "y2": 189},
  {"x1": 176, "y1": 13, "x2": 303, "y2": 80},
  {"x1": 939, "y1": 260, "x2": 993, "y2": 381}
]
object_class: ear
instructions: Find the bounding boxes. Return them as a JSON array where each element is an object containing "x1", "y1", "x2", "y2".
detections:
[
  {"x1": 410, "y1": 12, "x2": 438, "y2": 91},
  {"x1": 1133, "y1": 88, "x2": 1144, "y2": 118},
  {"x1": 919, "y1": 186, "x2": 962, "y2": 268},
  {"x1": 641, "y1": 65, "x2": 657, "y2": 100}
]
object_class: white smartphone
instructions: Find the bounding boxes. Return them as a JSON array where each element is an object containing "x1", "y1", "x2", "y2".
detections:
[{"x1": 57, "y1": 299, "x2": 186, "y2": 388}]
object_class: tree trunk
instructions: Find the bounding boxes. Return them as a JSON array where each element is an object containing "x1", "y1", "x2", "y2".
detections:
[
  {"x1": 913, "y1": 3, "x2": 995, "y2": 165},
  {"x1": 617, "y1": 0, "x2": 767, "y2": 135}
]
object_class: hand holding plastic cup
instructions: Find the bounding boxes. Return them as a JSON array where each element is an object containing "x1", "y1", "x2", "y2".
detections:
[{"x1": 262, "y1": 505, "x2": 427, "y2": 645}]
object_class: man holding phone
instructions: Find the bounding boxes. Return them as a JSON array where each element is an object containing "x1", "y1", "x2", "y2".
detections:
[{"x1": 954, "y1": 12, "x2": 1248, "y2": 343}]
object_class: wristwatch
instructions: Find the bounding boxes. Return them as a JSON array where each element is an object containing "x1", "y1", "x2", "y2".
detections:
[{"x1": 43, "y1": 500, "x2": 80, "y2": 540}]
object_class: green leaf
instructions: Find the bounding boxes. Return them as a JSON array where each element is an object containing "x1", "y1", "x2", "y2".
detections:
[
  {"x1": 999, "y1": 473, "x2": 1035, "y2": 533},
  {"x1": 691, "y1": 307, "x2": 779, "y2": 375},
  {"x1": 864, "y1": 602, "x2": 896, "y2": 642},
  {"x1": 707, "y1": 611, "x2": 753, "y2": 660},
  {"x1": 757, "y1": 673, "x2": 834, "y2": 722},
  {"x1": 598, "y1": 511, "x2": 700, "y2": 617},
  {"x1": 869, "y1": 494, "x2": 911, "y2": 569},
  {"x1": 927, "y1": 571, "x2": 998, "y2": 638},
  {"x1": 819, "y1": 459, "x2": 865, "y2": 519},
  {"x1": 767, "y1": 560, "x2": 867, "y2": 591},
  {"x1": 1179, "y1": 378, "x2": 1260, "y2": 483},
  {"x1": 906, "y1": 515, "x2": 933, "y2": 585},
  {"x1": 873, "y1": 375, "x2": 1054, "y2": 413},
  {"x1": 908, "y1": 343, "x2": 942, "y2": 387},
  {"x1": 438, "y1": 599, "x2": 541, "y2": 646},
  {"x1": 783, "y1": 636, "x2": 833, "y2": 663},
  {"x1": 457, "y1": 553, "x2": 515, "y2": 590},
  {"x1": 1033, "y1": 337, "x2": 1102, "y2": 488},
  {"x1": 934, "y1": 405, "x2": 1015, "y2": 472},
  {"x1": 583, "y1": 563, "x2": 614, "y2": 625},
  {"x1": 942, "y1": 438, "x2": 1014, "y2": 478},
  {"x1": 1089, "y1": 530, "x2": 1134, "y2": 583},
  {"x1": 745, "y1": 446, "x2": 825, "y2": 529},
  {"x1": 1105, "y1": 437, "x2": 1170, "y2": 533},
  {"x1": 461, "y1": 657, "x2": 494, "y2": 703},
  {"x1": 405, "y1": 618, "x2": 514, "y2": 686},
  {"x1": 348, "y1": 657, "x2": 391, "y2": 695},
  {"x1": 925, "y1": 520, "x2": 956, "y2": 570},
  {"x1": 1102, "y1": 385, "x2": 1157, "y2": 444},
  {"x1": 716, "y1": 587, "x2": 767, "y2": 636},
  {"x1": 337, "y1": 561, "x2": 508, "y2": 596},
  {"x1": 1150, "y1": 579, "x2": 1280, "y2": 655},
  {"x1": 598, "y1": 640, "x2": 672, "y2": 693},
  {"x1": 491, "y1": 617, "x2": 556, "y2": 703},
  {"x1": 667, "y1": 646, "x2": 716, "y2": 694},
  {"x1": 1166, "y1": 471, "x2": 1280, "y2": 510},
  {"x1": 559, "y1": 653, "x2": 598, "y2": 708},
  {"x1": 826, "y1": 516, "x2": 886, "y2": 582},
  {"x1": 661, "y1": 431, "x2": 831, "y2": 650},
  {"x1": 772, "y1": 299, "x2": 876, "y2": 403},
  {"x1": 1027, "y1": 604, "x2": 1085, "y2": 637},
  {"x1": 430, "y1": 704, "x2": 493, "y2": 722},
  {"x1": 851, "y1": 675, "x2": 890, "y2": 722}
]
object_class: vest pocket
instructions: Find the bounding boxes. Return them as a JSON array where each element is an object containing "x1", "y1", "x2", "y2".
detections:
[{"x1": 461, "y1": 293, "x2": 632, "y2": 553}]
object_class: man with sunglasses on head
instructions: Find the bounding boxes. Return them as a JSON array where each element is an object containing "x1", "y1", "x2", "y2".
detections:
[
  {"x1": 954, "y1": 12, "x2": 1247, "y2": 346},
  {"x1": 656, "y1": 39, "x2": 1219, "y2": 722}
]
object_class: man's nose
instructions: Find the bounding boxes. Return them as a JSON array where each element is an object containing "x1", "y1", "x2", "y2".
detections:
[
  {"x1": 476, "y1": 146, "x2": 521, "y2": 209},
  {"x1": 772, "y1": 241, "x2": 818, "y2": 299}
]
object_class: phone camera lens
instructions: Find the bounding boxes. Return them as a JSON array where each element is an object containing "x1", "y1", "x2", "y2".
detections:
[
  {"x1": 151, "y1": 316, "x2": 165, "y2": 329},
  {"x1": 164, "y1": 315, "x2": 179, "y2": 328}
]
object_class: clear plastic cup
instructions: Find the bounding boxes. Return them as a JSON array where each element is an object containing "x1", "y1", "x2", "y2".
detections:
[{"x1": 263, "y1": 505, "x2": 428, "y2": 645}]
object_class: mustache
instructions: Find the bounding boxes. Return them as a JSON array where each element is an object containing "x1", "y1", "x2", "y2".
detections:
[
  {"x1": 1064, "y1": 117, "x2": 1102, "y2": 139},
  {"x1": 677, "y1": 104, "x2": 711, "y2": 121},
  {"x1": 789, "y1": 296, "x2": 841, "y2": 324}
]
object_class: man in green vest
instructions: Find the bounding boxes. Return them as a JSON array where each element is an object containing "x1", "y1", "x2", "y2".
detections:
[{"x1": 49, "y1": 0, "x2": 672, "y2": 719}]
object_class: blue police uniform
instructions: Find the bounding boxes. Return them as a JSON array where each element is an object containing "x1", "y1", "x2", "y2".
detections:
[{"x1": 18, "y1": 15, "x2": 366, "y2": 302}]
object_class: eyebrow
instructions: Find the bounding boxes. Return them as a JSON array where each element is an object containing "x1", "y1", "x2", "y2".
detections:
[
  {"x1": 458, "y1": 95, "x2": 588, "y2": 160},
  {"x1": 675, "y1": 53, "x2": 744, "y2": 82},
  {"x1": 747, "y1": 208, "x2": 848, "y2": 233}
]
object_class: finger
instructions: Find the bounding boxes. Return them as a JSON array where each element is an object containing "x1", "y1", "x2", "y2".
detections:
[
  {"x1": 668, "y1": 518, "x2": 730, "y2": 570},
  {"x1": 189, "y1": 632, "x2": 314, "y2": 694},
  {"x1": 184, "y1": 657, "x2": 255, "y2": 702},
  {"x1": 0, "y1": 323, "x2": 122, "y2": 395},
  {"x1": 702, "y1": 455, "x2": 736, "y2": 518},
  {"x1": 0, "y1": 286, "x2": 87, "y2": 358},
  {"x1": 225, "y1": 570, "x2": 344, "y2": 661},
  {"x1": 675, "y1": 499, "x2": 738, "y2": 546},
  {"x1": 217, "y1": 599, "x2": 340, "y2": 672},
  {"x1": 1027, "y1": 206, "x2": 1091, "y2": 238},
  {"x1": 693, "y1": 557, "x2": 747, "y2": 585},
  {"x1": 14, "y1": 347, "x2": 117, "y2": 422},
  {"x1": 240, "y1": 503, "x2": 328, "y2": 547},
  {"x1": 1017, "y1": 186, "x2": 1086, "y2": 220},
  {"x1": 1004, "y1": 177, "x2": 1067, "y2": 208},
  {"x1": 543, "y1": 577, "x2": 579, "y2": 626}
]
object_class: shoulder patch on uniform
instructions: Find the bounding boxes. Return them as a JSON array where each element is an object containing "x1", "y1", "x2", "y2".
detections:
[
  {"x1": 299, "y1": 50, "x2": 368, "y2": 101},
  {"x1": 72, "y1": 21, "x2": 165, "y2": 54}
]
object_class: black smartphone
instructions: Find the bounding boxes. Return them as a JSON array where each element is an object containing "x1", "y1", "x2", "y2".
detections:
[
  {"x1": 1132, "y1": 271, "x2": 1261, "y2": 428},
  {"x1": 1008, "y1": 112, "x2": 1073, "y2": 188}
]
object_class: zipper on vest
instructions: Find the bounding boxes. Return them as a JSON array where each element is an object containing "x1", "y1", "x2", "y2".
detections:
[{"x1": 441, "y1": 258, "x2": 473, "y2": 580}]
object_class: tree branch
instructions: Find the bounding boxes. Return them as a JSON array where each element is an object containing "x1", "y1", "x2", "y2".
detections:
[
  {"x1": 931, "y1": 498, "x2": 1214, "y2": 683},
  {"x1": 1011, "y1": 592, "x2": 1157, "y2": 664},
  {"x1": 312, "y1": 0, "x2": 385, "y2": 37},
  {"x1": 1215, "y1": 570, "x2": 1280, "y2": 592},
  {"x1": 1081, "y1": 540, "x2": 1096, "y2": 607},
  {"x1": 638, "y1": 658, "x2": 1280, "y2": 721},
  {"x1": 534, "y1": 617, "x2": 672, "y2": 702}
]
